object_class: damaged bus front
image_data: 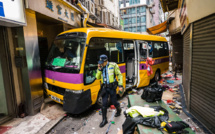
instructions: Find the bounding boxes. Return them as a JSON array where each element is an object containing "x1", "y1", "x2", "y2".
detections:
[{"x1": 44, "y1": 32, "x2": 93, "y2": 114}]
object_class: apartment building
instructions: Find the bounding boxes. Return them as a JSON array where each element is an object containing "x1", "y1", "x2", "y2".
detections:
[
  {"x1": 79, "y1": 0, "x2": 120, "y2": 29},
  {"x1": 119, "y1": 0, "x2": 163, "y2": 33}
]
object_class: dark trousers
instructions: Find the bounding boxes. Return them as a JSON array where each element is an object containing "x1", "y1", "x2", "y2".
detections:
[{"x1": 102, "y1": 87, "x2": 119, "y2": 108}]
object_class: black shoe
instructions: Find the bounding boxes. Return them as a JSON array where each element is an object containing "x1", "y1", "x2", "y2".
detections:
[
  {"x1": 99, "y1": 107, "x2": 108, "y2": 128},
  {"x1": 115, "y1": 105, "x2": 122, "y2": 117}
]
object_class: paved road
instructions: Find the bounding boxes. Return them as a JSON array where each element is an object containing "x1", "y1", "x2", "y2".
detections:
[{"x1": 48, "y1": 94, "x2": 129, "y2": 134}]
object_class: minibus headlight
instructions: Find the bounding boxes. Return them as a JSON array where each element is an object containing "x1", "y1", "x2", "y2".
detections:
[{"x1": 66, "y1": 89, "x2": 83, "y2": 94}]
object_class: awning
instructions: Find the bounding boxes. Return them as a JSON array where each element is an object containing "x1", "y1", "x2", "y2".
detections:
[
  {"x1": 87, "y1": 21, "x2": 104, "y2": 28},
  {"x1": 160, "y1": 0, "x2": 179, "y2": 12},
  {"x1": 147, "y1": 21, "x2": 167, "y2": 35}
]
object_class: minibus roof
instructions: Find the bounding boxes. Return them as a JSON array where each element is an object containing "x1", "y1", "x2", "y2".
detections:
[{"x1": 58, "y1": 28, "x2": 167, "y2": 44}]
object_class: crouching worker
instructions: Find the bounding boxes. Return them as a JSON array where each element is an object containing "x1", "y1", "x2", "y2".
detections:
[{"x1": 96, "y1": 54, "x2": 124, "y2": 128}]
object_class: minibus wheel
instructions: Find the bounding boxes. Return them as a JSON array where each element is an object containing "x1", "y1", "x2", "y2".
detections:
[{"x1": 154, "y1": 70, "x2": 160, "y2": 82}]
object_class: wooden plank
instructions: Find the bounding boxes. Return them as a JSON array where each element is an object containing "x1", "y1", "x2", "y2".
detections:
[{"x1": 128, "y1": 95, "x2": 195, "y2": 134}]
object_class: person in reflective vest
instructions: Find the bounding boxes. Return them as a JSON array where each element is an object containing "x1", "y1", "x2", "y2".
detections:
[{"x1": 96, "y1": 54, "x2": 123, "y2": 128}]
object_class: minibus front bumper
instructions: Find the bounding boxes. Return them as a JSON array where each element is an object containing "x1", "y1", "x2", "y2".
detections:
[{"x1": 63, "y1": 89, "x2": 92, "y2": 114}]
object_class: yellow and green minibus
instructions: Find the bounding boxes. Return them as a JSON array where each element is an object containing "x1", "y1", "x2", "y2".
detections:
[{"x1": 44, "y1": 28, "x2": 169, "y2": 114}]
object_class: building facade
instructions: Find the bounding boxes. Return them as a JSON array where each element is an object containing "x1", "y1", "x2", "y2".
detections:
[
  {"x1": 0, "y1": 0, "x2": 122, "y2": 124},
  {"x1": 160, "y1": 0, "x2": 215, "y2": 133},
  {"x1": 79, "y1": 0, "x2": 120, "y2": 29},
  {"x1": 0, "y1": 0, "x2": 26, "y2": 124},
  {"x1": 119, "y1": 0, "x2": 163, "y2": 33}
]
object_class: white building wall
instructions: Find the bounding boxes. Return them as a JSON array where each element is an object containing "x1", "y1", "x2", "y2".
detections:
[
  {"x1": 140, "y1": 0, "x2": 147, "y2": 5},
  {"x1": 103, "y1": 0, "x2": 120, "y2": 26}
]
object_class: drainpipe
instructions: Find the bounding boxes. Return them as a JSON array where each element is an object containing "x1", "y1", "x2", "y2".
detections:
[{"x1": 75, "y1": 0, "x2": 90, "y2": 28}]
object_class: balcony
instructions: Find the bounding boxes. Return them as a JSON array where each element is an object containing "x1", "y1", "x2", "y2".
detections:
[{"x1": 98, "y1": 0, "x2": 104, "y2": 8}]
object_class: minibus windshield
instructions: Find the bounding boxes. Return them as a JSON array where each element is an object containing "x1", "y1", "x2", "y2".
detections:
[{"x1": 46, "y1": 37, "x2": 86, "y2": 73}]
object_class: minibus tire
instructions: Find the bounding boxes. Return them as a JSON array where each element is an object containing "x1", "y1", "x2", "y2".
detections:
[{"x1": 154, "y1": 70, "x2": 160, "y2": 82}]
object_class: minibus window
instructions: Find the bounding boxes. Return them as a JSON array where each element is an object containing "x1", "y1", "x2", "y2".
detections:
[
  {"x1": 139, "y1": 41, "x2": 152, "y2": 61},
  {"x1": 46, "y1": 37, "x2": 86, "y2": 73},
  {"x1": 139, "y1": 43, "x2": 147, "y2": 60},
  {"x1": 152, "y1": 42, "x2": 168, "y2": 57},
  {"x1": 84, "y1": 38, "x2": 123, "y2": 85},
  {"x1": 152, "y1": 42, "x2": 161, "y2": 58},
  {"x1": 164, "y1": 42, "x2": 169, "y2": 56}
]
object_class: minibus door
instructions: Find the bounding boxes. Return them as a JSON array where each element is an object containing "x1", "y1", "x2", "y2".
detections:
[
  {"x1": 136, "y1": 41, "x2": 150, "y2": 88},
  {"x1": 123, "y1": 40, "x2": 137, "y2": 89}
]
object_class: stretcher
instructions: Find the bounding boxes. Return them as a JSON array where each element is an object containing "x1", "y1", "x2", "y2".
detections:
[{"x1": 128, "y1": 95, "x2": 195, "y2": 134}]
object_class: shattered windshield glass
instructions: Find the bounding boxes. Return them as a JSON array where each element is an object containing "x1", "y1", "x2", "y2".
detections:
[{"x1": 46, "y1": 37, "x2": 86, "y2": 73}]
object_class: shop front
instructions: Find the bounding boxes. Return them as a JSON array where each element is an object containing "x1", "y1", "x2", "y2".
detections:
[
  {"x1": 18, "y1": 0, "x2": 82, "y2": 115},
  {"x1": 0, "y1": 0, "x2": 26, "y2": 123}
]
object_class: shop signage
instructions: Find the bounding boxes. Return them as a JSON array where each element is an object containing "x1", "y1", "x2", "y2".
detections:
[
  {"x1": 0, "y1": 0, "x2": 26, "y2": 25},
  {"x1": 27, "y1": 0, "x2": 80, "y2": 27},
  {"x1": 45, "y1": 0, "x2": 74, "y2": 22},
  {"x1": 179, "y1": 0, "x2": 189, "y2": 34}
]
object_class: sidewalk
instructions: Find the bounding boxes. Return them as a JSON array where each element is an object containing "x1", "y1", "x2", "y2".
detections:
[
  {"x1": 160, "y1": 71, "x2": 205, "y2": 134},
  {"x1": 1, "y1": 98, "x2": 65, "y2": 134}
]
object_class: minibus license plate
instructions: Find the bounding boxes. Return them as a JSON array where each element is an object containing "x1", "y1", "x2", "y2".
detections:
[{"x1": 51, "y1": 95, "x2": 60, "y2": 102}]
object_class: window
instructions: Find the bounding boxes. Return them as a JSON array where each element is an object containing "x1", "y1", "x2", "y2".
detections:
[
  {"x1": 132, "y1": 17, "x2": 136, "y2": 24},
  {"x1": 84, "y1": 38, "x2": 124, "y2": 84},
  {"x1": 128, "y1": 27, "x2": 132, "y2": 32},
  {"x1": 129, "y1": 0, "x2": 140, "y2": 5},
  {"x1": 127, "y1": 8, "x2": 131, "y2": 15},
  {"x1": 120, "y1": 10, "x2": 124, "y2": 15},
  {"x1": 153, "y1": 42, "x2": 161, "y2": 58},
  {"x1": 139, "y1": 6, "x2": 146, "y2": 13},
  {"x1": 163, "y1": 42, "x2": 169, "y2": 56},
  {"x1": 46, "y1": 36, "x2": 86, "y2": 73},
  {"x1": 131, "y1": 8, "x2": 136, "y2": 14},
  {"x1": 137, "y1": 17, "x2": 140, "y2": 23},
  {"x1": 123, "y1": 42, "x2": 134, "y2": 50},
  {"x1": 137, "y1": 7, "x2": 140, "y2": 13},
  {"x1": 139, "y1": 41, "x2": 153, "y2": 60},
  {"x1": 124, "y1": 28, "x2": 129, "y2": 31},
  {"x1": 141, "y1": 26, "x2": 146, "y2": 32},
  {"x1": 141, "y1": 16, "x2": 146, "y2": 23},
  {"x1": 139, "y1": 42, "x2": 147, "y2": 60},
  {"x1": 152, "y1": 42, "x2": 168, "y2": 58},
  {"x1": 137, "y1": 26, "x2": 141, "y2": 32},
  {"x1": 129, "y1": 18, "x2": 132, "y2": 24},
  {"x1": 124, "y1": 18, "x2": 128, "y2": 25},
  {"x1": 131, "y1": 27, "x2": 136, "y2": 32}
]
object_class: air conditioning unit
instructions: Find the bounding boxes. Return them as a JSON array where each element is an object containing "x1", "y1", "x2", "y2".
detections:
[
  {"x1": 112, "y1": 14, "x2": 115, "y2": 25},
  {"x1": 86, "y1": 0, "x2": 95, "y2": 15},
  {"x1": 95, "y1": 8, "x2": 100, "y2": 16},
  {"x1": 106, "y1": 12, "x2": 110, "y2": 25},
  {"x1": 102, "y1": 11, "x2": 106, "y2": 23}
]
